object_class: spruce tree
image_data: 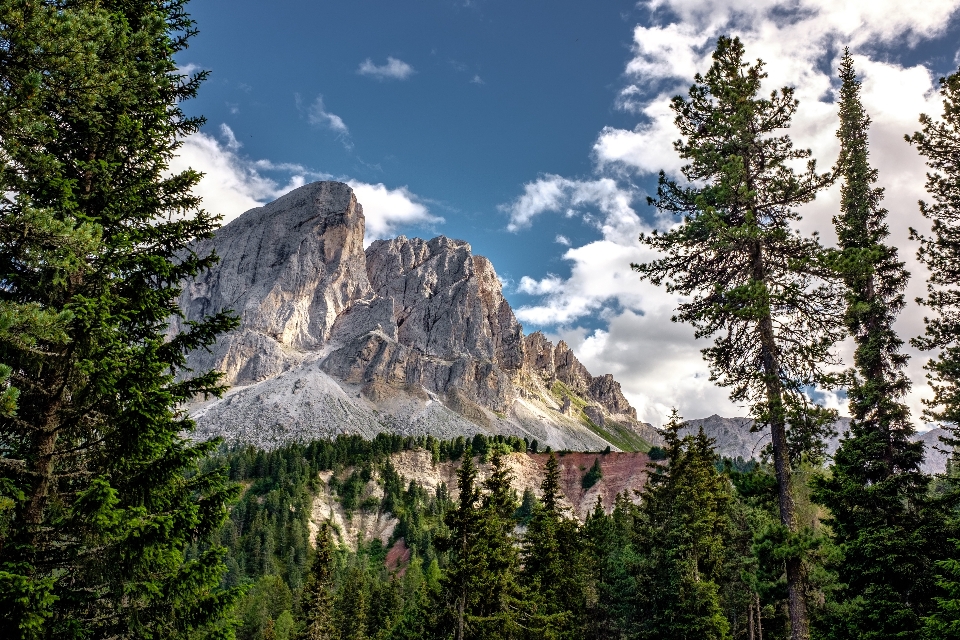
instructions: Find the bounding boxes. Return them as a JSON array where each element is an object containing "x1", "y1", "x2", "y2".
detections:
[
  {"x1": 297, "y1": 525, "x2": 336, "y2": 640},
  {"x1": 812, "y1": 51, "x2": 941, "y2": 640},
  {"x1": 909, "y1": 62, "x2": 960, "y2": 640},
  {"x1": 910, "y1": 67, "x2": 960, "y2": 441},
  {"x1": 0, "y1": 0, "x2": 239, "y2": 637},
  {"x1": 632, "y1": 36, "x2": 842, "y2": 640},
  {"x1": 335, "y1": 564, "x2": 369, "y2": 640},
  {"x1": 924, "y1": 539, "x2": 960, "y2": 639},
  {"x1": 633, "y1": 410, "x2": 731, "y2": 640},
  {"x1": 434, "y1": 450, "x2": 484, "y2": 640},
  {"x1": 473, "y1": 451, "x2": 524, "y2": 639},
  {"x1": 520, "y1": 453, "x2": 586, "y2": 639}
]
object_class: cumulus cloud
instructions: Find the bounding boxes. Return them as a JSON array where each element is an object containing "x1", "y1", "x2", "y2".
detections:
[
  {"x1": 347, "y1": 181, "x2": 444, "y2": 243},
  {"x1": 169, "y1": 127, "x2": 307, "y2": 222},
  {"x1": 169, "y1": 125, "x2": 439, "y2": 244},
  {"x1": 358, "y1": 57, "x2": 415, "y2": 80},
  {"x1": 501, "y1": 175, "x2": 639, "y2": 236},
  {"x1": 502, "y1": 0, "x2": 960, "y2": 425}
]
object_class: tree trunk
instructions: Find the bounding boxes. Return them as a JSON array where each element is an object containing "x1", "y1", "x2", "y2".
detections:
[
  {"x1": 753, "y1": 244, "x2": 810, "y2": 640},
  {"x1": 756, "y1": 592, "x2": 764, "y2": 640}
]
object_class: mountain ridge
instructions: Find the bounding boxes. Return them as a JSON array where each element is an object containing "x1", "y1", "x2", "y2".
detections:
[{"x1": 178, "y1": 181, "x2": 660, "y2": 451}]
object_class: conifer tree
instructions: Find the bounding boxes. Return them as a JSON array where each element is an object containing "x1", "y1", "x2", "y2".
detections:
[
  {"x1": 0, "y1": 1, "x2": 239, "y2": 637},
  {"x1": 813, "y1": 51, "x2": 941, "y2": 640},
  {"x1": 910, "y1": 67, "x2": 960, "y2": 442},
  {"x1": 335, "y1": 564, "x2": 369, "y2": 640},
  {"x1": 924, "y1": 539, "x2": 960, "y2": 639},
  {"x1": 520, "y1": 453, "x2": 586, "y2": 639},
  {"x1": 297, "y1": 525, "x2": 337, "y2": 640},
  {"x1": 583, "y1": 494, "x2": 638, "y2": 639},
  {"x1": 472, "y1": 451, "x2": 524, "y2": 639},
  {"x1": 633, "y1": 36, "x2": 842, "y2": 640},
  {"x1": 434, "y1": 450, "x2": 484, "y2": 640},
  {"x1": 633, "y1": 410, "x2": 731, "y2": 640},
  {"x1": 909, "y1": 62, "x2": 960, "y2": 640}
]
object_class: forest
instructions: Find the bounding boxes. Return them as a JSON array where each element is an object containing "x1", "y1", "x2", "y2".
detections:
[{"x1": 2, "y1": 1, "x2": 960, "y2": 640}]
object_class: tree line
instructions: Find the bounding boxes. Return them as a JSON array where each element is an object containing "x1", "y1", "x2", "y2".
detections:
[{"x1": 1, "y1": 0, "x2": 960, "y2": 638}]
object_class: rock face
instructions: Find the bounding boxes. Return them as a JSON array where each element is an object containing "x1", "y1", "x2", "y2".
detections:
[
  {"x1": 182, "y1": 181, "x2": 661, "y2": 451},
  {"x1": 177, "y1": 182, "x2": 371, "y2": 384}
]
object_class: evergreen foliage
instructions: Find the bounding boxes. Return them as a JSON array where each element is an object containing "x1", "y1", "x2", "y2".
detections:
[
  {"x1": 910, "y1": 66, "x2": 960, "y2": 437},
  {"x1": 632, "y1": 36, "x2": 844, "y2": 639},
  {"x1": 813, "y1": 51, "x2": 942, "y2": 640},
  {"x1": 434, "y1": 450, "x2": 484, "y2": 640},
  {"x1": 910, "y1": 62, "x2": 960, "y2": 640},
  {"x1": 520, "y1": 453, "x2": 589, "y2": 639},
  {"x1": 0, "y1": 1, "x2": 240, "y2": 637},
  {"x1": 924, "y1": 538, "x2": 960, "y2": 639},
  {"x1": 581, "y1": 458, "x2": 603, "y2": 489},
  {"x1": 297, "y1": 526, "x2": 336, "y2": 640},
  {"x1": 633, "y1": 410, "x2": 732, "y2": 640}
]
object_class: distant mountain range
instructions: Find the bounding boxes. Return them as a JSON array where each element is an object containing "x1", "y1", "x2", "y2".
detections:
[{"x1": 681, "y1": 414, "x2": 950, "y2": 474}]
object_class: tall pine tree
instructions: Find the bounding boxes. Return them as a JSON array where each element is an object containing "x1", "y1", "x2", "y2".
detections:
[
  {"x1": 813, "y1": 50, "x2": 941, "y2": 640},
  {"x1": 434, "y1": 451, "x2": 484, "y2": 640},
  {"x1": 910, "y1": 66, "x2": 960, "y2": 443},
  {"x1": 520, "y1": 453, "x2": 587, "y2": 639},
  {"x1": 909, "y1": 63, "x2": 960, "y2": 640},
  {"x1": 297, "y1": 525, "x2": 336, "y2": 640},
  {"x1": 633, "y1": 36, "x2": 842, "y2": 640},
  {"x1": 473, "y1": 451, "x2": 524, "y2": 639},
  {"x1": 633, "y1": 410, "x2": 731, "y2": 640},
  {"x1": 0, "y1": 1, "x2": 239, "y2": 637}
]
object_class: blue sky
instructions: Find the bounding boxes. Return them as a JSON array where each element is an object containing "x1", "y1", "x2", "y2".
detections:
[{"x1": 174, "y1": 0, "x2": 960, "y2": 424}]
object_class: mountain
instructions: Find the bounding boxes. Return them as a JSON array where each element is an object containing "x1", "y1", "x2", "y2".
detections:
[
  {"x1": 681, "y1": 415, "x2": 949, "y2": 474},
  {"x1": 176, "y1": 181, "x2": 661, "y2": 451}
]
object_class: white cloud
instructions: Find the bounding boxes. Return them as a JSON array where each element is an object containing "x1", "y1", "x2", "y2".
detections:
[
  {"x1": 176, "y1": 62, "x2": 203, "y2": 77},
  {"x1": 502, "y1": 175, "x2": 639, "y2": 236},
  {"x1": 555, "y1": 234, "x2": 571, "y2": 246},
  {"x1": 169, "y1": 125, "x2": 439, "y2": 245},
  {"x1": 358, "y1": 57, "x2": 415, "y2": 80},
  {"x1": 549, "y1": 310, "x2": 740, "y2": 424},
  {"x1": 347, "y1": 181, "x2": 444, "y2": 244},
  {"x1": 502, "y1": 0, "x2": 960, "y2": 425},
  {"x1": 219, "y1": 123, "x2": 242, "y2": 151},
  {"x1": 471, "y1": 74, "x2": 485, "y2": 84},
  {"x1": 307, "y1": 95, "x2": 349, "y2": 135},
  {"x1": 169, "y1": 130, "x2": 301, "y2": 223}
]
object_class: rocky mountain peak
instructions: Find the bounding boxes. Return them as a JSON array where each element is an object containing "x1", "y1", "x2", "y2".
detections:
[{"x1": 181, "y1": 181, "x2": 660, "y2": 451}]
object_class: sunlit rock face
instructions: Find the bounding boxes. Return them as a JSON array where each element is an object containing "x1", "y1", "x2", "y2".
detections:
[{"x1": 180, "y1": 181, "x2": 661, "y2": 451}]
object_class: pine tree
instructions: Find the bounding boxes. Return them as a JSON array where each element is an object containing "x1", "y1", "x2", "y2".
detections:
[
  {"x1": 633, "y1": 409, "x2": 731, "y2": 640},
  {"x1": 0, "y1": 1, "x2": 239, "y2": 638},
  {"x1": 909, "y1": 63, "x2": 960, "y2": 640},
  {"x1": 924, "y1": 538, "x2": 960, "y2": 639},
  {"x1": 632, "y1": 36, "x2": 842, "y2": 640},
  {"x1": 520, "y1": 453, "x2": 586, "y2": 639},
  {"x1": 472, "y1": 451, "x2": 524, "y2": 639},
  {"x1": 434, "y1": 450, "x2": 484, "y2": 640},
  {"x1": 812, "y1": 51, "x2": 941, "y2": 640},
  {"x1": 583, "y1": 494, "x2": 638, "y2": 639},
  {"x1": 335, "y1": 564, "x2": 369, "y2": 640},
  {"x1": 910, "y1": 67, "x2": 960, "y2": 444},
  {"x1": 297, "y1": 525, "x2": 337, "y2": 640}
]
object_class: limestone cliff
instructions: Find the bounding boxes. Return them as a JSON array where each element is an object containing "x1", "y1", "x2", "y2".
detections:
[{"x1": 182, "y1": 181, "x2": 661, "y2": 451}]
